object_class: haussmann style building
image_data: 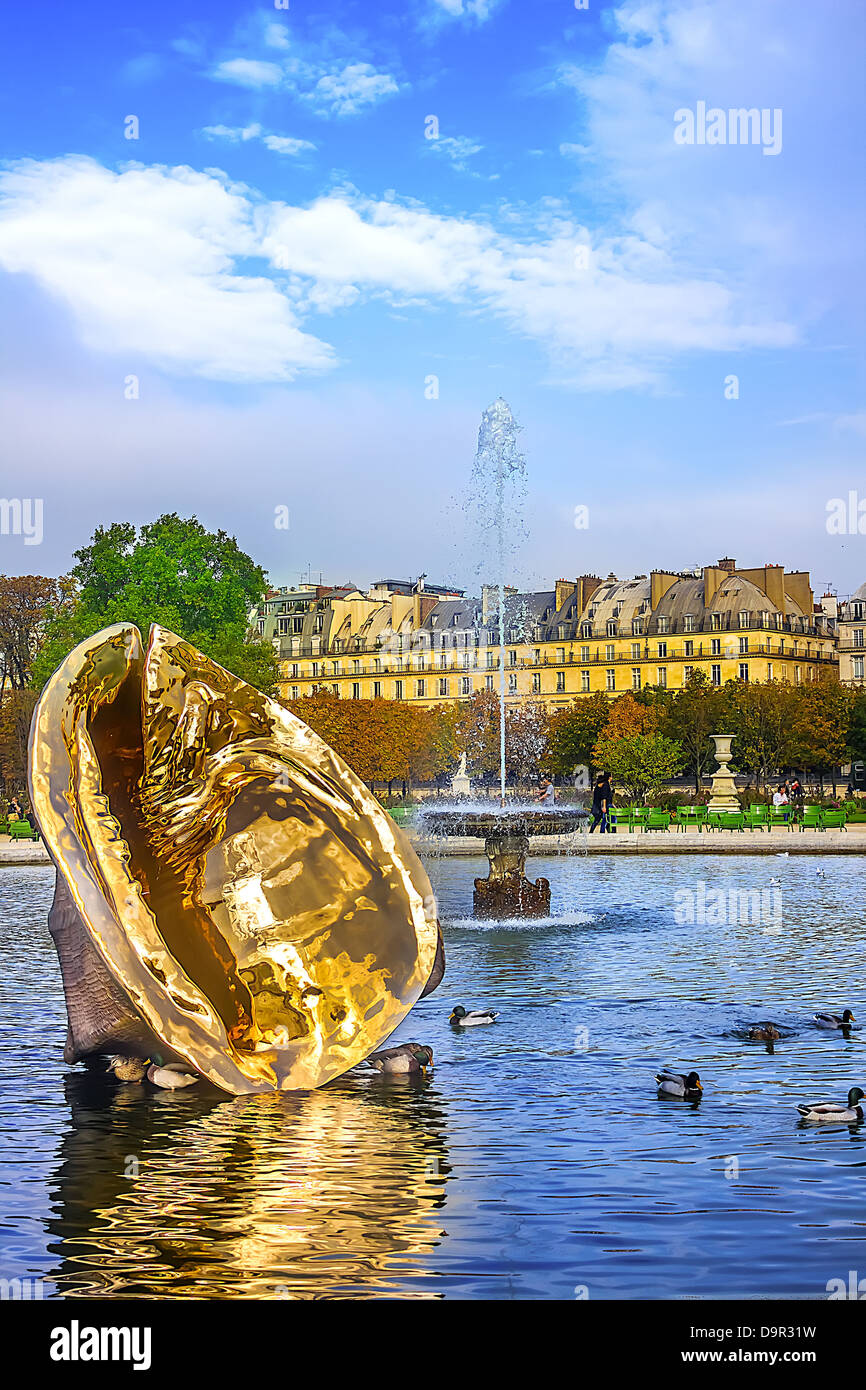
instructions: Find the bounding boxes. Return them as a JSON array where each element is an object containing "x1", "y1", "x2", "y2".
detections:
[{"x1": 254, "y1": 560, "x2": 842, "y2": 709}]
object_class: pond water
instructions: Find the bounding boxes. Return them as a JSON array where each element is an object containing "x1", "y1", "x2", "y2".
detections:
[{"x1": 1, "y1": 855, "x2": 864, "y2": 1299}]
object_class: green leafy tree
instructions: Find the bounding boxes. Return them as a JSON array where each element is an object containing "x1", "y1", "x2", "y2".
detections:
[
  {"x1": 548, "y1": 692, "x2": 611, "y2": 776},
  {"x1": 848, "y1": 691, "x2": 866, "y2": 763},
  {"x1": 592, "y1": 728, "x2": 685, "y2": 804},
  {"x1": 722, "y1": 679, "x2": 797, "y2": 792},
  {"x1": 665, "y1": 669, "x2": 724, "y2": 792},
  {"x1": 32, "y1": 514, "x2": 279, "y2": 692},
  {"x1": 789, "y1": 676, "x2": 852, "y2": 793}
]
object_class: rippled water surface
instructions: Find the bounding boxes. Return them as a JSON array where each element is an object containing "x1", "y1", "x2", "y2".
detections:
[{"x1": 1, "y1": 856, "x2": 864, "y2": 1299}]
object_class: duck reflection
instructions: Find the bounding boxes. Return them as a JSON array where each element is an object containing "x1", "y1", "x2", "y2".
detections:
[{"x1": 46, "y1": 1070, "x2": 451, "y2": 1298}]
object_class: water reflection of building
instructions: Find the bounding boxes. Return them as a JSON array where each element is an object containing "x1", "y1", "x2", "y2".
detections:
[
  {"x1": 255, "y1": 561, "x2": 838, "y2": 711},
  {"x1": 47, "y1": 1073, "x2": 450, "y2": 1298}
]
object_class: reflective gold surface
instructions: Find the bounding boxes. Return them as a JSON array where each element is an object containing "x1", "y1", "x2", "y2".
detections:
[{"x1": 28, "y1": 624, "x2": 438, "y2": 1093}]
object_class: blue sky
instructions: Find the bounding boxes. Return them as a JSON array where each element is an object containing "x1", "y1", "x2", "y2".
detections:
[{"x1": 0, "y1": 0, "x2": 863, "y2": 598}]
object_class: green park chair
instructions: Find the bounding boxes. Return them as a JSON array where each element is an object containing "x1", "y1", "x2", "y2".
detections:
[
  {"x1": 768, "y1": 807, "x2": 793, "y2": 831},
  {"x1": 0, "y1": 819, "x2": 8, "y2": 836},
  {"x1": 820, "y1": 809, "x2": 847, "y2": 831},
  {"x1": 743, "y1": 809, "x2": 768, "y2": 831},
  {"x1": 674, "y1": 806, "x2": 699, "y2": 832},
  {"x1": 717, "y1": 811, "x2": 745, "y2": 831},
  {"x1": 9, "y1": 819, "x2": 38, "y2": 841},
  {"x1": 749, "y1": 804, "x2": 768, "y2": 822},
  {"x1": 799, "y1": 805, "x2": 823, "y2": 831},
  {"x1": 642, "y1": 810, "x2": 670, "y2": 832},
  {"x1": 612, "y1": 808, "x2": 638, "y2": 833}
]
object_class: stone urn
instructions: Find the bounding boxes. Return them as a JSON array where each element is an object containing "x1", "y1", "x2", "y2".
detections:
[{"x1": 707, "y1": 734, "x2": 740, "y2": 811}]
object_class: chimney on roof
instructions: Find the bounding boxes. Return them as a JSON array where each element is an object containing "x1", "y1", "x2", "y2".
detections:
[{"x1": 717, "y1": 557, "x2": 737, "y2": 573}]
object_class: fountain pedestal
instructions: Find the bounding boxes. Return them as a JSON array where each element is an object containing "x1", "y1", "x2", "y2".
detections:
[
  {"x1": 422, "y1": 807, "x2": 586, "y2": 918},
  {"x1": 475, "y1": 830, "x2": 550, "y2": 918},
  {"x1": 707, "y1": 733, "x2": 739, "y2": 811}
]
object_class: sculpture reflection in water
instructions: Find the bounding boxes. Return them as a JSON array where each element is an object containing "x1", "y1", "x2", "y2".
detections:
[
  {"x1": 47, "y1": 1071, "x2": 450, "y2": 1298},
  {"x1": 28, "y1": 623, "x2": 444, "y2": 1094}
]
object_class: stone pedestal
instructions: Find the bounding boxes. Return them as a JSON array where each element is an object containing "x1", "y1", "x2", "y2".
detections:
[
  {"x1": 708, "y1": 733, "x2": 740, "y2": 811},
  {"x1": 473, "y1": 830, "x2": 550, "y2": 918}
]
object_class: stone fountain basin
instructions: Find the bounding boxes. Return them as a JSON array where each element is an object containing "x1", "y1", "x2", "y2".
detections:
[{"x1": 423, "y1": 808, "x2": 587, "y2": 837}]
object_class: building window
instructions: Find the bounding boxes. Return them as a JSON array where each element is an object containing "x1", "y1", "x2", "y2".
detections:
[
  {"x1": 855, "y1": 629, "x2": 865, "y2": 647},
  {"x1": 581, "y1": 670, "x2": 590, "y2": 692},
  {"x1": 684, "y1": 666, "x2": 693, "y2": 682},
  {"x1": 486, "y1": 650, "x2": 495, "y2": 669},
  {"x1": 657, "y1": 641, "x2": 667, "y2": 658},
  {"x1": 711, "y1": 612, "x2": 721, "y2": 631},
  {"x1": 438, "y1": 678, "x2": 448, "y2": 696},
  {"x1": 556, "y1": 647, "x2": 566, "y2": 664},
  {"x1": 556, "y1": 671, "x2": 565, "y2": 692},
  {"x1": 767, "y1": 663, "x2": 773, "y2": 681},
  {"x1": 394, "y1": 680, "x2": 404, "y2": 700},
  {"x1": 632, "y1": 619, "x2": 643, "y2": 636},
  {"x1": 607, "y1": 621, "x2": 617, "y2": 637},
  {"x1": 657, "y1": 668, "x2": 667, "y2": 688},
  {"x1": 739, "y1": 663, "x2": 749, "y2": 682},
  {"x1": 508, "y1": 673, "x2": 518, "y2": 694},
  {"x1": 606, "y1": 644, "x2": 615, "y2": 661},
  {"x1": 485, "y1": 675, "x2": 494, "y2": 691},
  {"x1": 373, "y1": 681, "x2": 382, "y2": 698},
  {"x1": 606, "y1": 669, "x2": 615, "y2": 691},
  {"x1": 534, "y1": 649, "x2": 541, "y2": 664},
  {"x1": 684, "y1": 640, "x2": 694, "y2": 657},
  {"x1": 580, "y1": 646, "x2": 590, "y2": 663},
  {"x1": 457, "y1": 676, "x2": 469, "y2": 695},
  {"x1": 739, "y1": 636, "x2": 748, "y2": 654},
  {"x1": 711, "y1": 638, "x2": 721, "y2": 656},
  {"x1": 709, "y1": 664, "x2": 720, "y2": 687},
  {"x1": 291, "y1": 685, "x2": 299, "y2": 700},
  {"x1": 632, "y1": 668, "x2": 641, "y2": 690},
  {"x1": 352, "y1": 659, "x2": 361, "y2": 675},
  {"x1": 581, "y1": 623, "x2": 592, "y2": 639},
  {"x1": 416, "y1": 679, "x2": 426, "y2": 698},
  {"x1": 508, "y1": 649, "x2": 517, "y2": 666},
  {"x1": 657, "y1": 617, "x2": 668, "y2": 634},
  {"x1": 739, "y1": 611, "x2": 749, "y2": 628},
  {"x1": 853, "y1": 656, "x2": 864, "y2": 680},
  {"x1": 683, "y1": 614, "x2": 695, "y2": 632},
  {"x1": 291, "y1": 663, "x2": 300, "y2": 678},
  {"x1": 532, "y1": 672, "x2": 541, "y2": 693},
  {"x1": 352, "y1": 683, "x2": 361, "y2": 700},
  {"x1": 278, "y1": 617, "x2": 290, "y2": 635},
  {"x1": 851, "y1": 601, "x2": 864, "y2": 620},
  {"x1": 630, "y1": 643, "x2": 640, "y2": 660}
]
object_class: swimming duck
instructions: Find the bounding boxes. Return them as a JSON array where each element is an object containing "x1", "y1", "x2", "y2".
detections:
[
  {"x1": 107, "y1": 1055, "x2": 149, "y2": 1082},
  {"x1": 797, "y1": 1087, "x2": 865, "y2": 1123},
  {"x1": 656, "y1": 1069, "x2": 703, "y2": 1099},
  {"x1": 450, "y1": 1006, "x2": 499, "y2": 1026},
  {"x1": 146, "y1": 1063, "x2": 199, "y2": 1090},
  {"x1": 365, "y1": 1043, "x2": 433, "y2": 1075},
  {"x1": 749, "y1": 1022, "x2": 781, "y2": 1041},
  {"x1": 813, "y1": 1010, "x2": 856, "y2": 1029}
]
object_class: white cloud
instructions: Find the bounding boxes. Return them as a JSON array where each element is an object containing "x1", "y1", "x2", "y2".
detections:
[
  {"x1": 426, "y1": 134, "x2": 484, "y2": 172},
  {"x1": 306, "y1": 62, "x2": 400, "y2": 116},
  {"x1": 0, "y1": 158, "x2": 334, "y2": 381},
  {"x1": 428, "y1": 0, "x2": 503, "y2": 21},
  {"x1": 202, "y1": 123, "x2": 315, "y2": 156},
  {"x1": 213, "y1": 57, "x2": 283, "y2": 88},
  {"x1": 0, "y1": 155, "x2": 796, "y2": 389}
]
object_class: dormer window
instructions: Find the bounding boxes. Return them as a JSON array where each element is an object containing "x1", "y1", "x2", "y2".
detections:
[
  {"x1": 657, "y1": 617, "x2": 668, "y2": 634},
  {"x1": 607, "y1": 620, "x2": 617, "y2": 637}
]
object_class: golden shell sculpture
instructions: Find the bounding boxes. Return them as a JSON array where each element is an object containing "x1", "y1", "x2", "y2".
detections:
[{"x1": 28, "y1": 623, "x2": 442, "y2": 1094}]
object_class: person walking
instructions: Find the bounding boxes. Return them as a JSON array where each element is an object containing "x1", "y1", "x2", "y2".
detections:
[{"x1": 588, "y1": 774, "x2": 611, "y2": 833}]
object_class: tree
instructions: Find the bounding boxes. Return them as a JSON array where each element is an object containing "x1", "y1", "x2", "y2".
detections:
[
  {"x1": 548, "y1": 692, "x2": 610, "y2": 776},
  {"x1": 665, "y1": 669, "x2": 724, "y2": 792},
  {"x1": 723, "y1": 679, "x2": 797, "y2": 791},
  {"x1": 455, "y1": 689, "x2": 502, "y2": 781},
  {"x1": 0, "y1": 688, "x2": 38, "y2": 795},
  {"x1": 592, "y1": 728, "x2": 685, "y2": 804},
  {"x1": 0, "y1": 575, "x2": 75, "y2": 693},
  {"x1": 31, "y1": 514, "x2": 279, "y2": 692},
  {"x1": 506, "y1": 700, "x2": 550, "y2": 783},
  {"x1": 788, "y1": 676, "x2": 852, "y2": 793},
  {"x1": 849, "y1": 691, "x2": 866, "y2": 764}
]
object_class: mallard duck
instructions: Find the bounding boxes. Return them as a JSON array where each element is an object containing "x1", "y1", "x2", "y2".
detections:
[
  {"x1": 107, "y1": 1055, "x2": 149, "y2": 1082},
  {"x1": 797, "y1": 1087, "x2": 865, "y2": 1123},
  {"x1": 146, "y1": 1063, "x2": 199, "y2": 1090},
  {"x1": 813, "y1": 1010, "x2": 856, "y2": 1029},
  {"x1": 749, "y1": 1022, "x2": 781, "y2": 1041},
  {"x1": 365, "y1": 1043, "x2": 433, "y2": 1075},
  {"x1": 656, "y1": 1069, "x2": 703, "y2": 1099},
  {"x1": 450, "y1": 1005, "x2": 498, "y2": 1026}
]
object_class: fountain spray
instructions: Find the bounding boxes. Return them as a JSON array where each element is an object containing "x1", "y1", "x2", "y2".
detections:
[{"x1": 471, "y1": 399, "x2": 527, "y2": 804}]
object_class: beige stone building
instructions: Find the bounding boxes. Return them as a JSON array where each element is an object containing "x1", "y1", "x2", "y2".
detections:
[
  {"x1": 836, "y1": 581, "x2": 866, "y2": 687},
  {"x1": 254, "y1": 560, "x2": 839, "y2": 708}
]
